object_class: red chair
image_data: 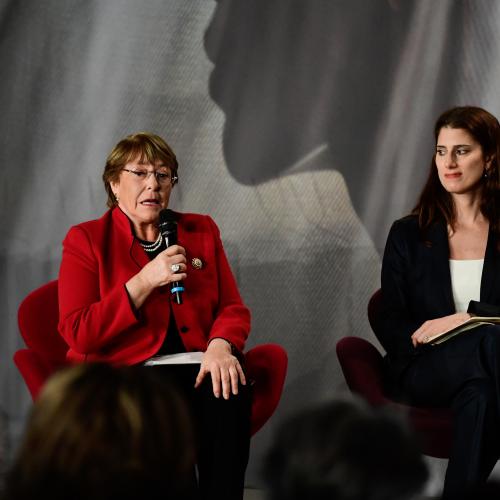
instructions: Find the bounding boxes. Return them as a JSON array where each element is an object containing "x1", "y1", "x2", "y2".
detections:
[
  {"x1": 336, "y1": 289, "x2": 452, "y2": 458},
  {"x1": 14, "y1": 280, "x2": 287, "y2": 436}
]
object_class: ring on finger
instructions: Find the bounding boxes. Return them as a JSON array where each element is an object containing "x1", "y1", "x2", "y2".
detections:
[
  {"x1": 423, "y1": 336, "x2": 429, "y2": 343},
  {"x1": 171, "y1": 264, "x2": 181, "y2": 273}
]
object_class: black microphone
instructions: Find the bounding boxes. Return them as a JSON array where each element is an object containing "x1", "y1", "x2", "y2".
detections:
[{"x1": 159, "y1": 209, "x2": 184, "y2": 304}]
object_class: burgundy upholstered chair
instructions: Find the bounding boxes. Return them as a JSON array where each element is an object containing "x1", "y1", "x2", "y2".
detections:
[
  {"x1": 15, "y1": 280, "x2": 67, "y2": 399},
  {"x1": 336, "y1": 289, "x2": 453, "y2": 459},
  {"x1": 14, "y1": 280, "x2": 287, "y2": 436}
]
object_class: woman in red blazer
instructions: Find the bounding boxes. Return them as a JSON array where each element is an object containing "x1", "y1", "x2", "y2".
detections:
[{"x1": 58, "y1": 132, "x2": 251, "y2": 500}]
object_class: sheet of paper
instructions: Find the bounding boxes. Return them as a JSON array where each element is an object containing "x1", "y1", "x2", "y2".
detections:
[{"x1": 143, "y1": 351, "x2": 204, "y2": 366}]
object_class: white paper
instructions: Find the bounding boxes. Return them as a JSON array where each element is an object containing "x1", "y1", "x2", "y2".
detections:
[{"x1": 143, "y1": 351, "x2": 204, "y2": 366}]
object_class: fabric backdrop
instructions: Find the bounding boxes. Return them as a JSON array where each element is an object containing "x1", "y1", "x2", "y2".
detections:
[{"x1": 1, "y1": 0, "x2": 500, "y2": 488}]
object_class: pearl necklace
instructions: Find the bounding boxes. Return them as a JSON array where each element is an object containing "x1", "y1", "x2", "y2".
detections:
[{"x1": 139, "y1": 233, "x2": 163, "y2": 253}]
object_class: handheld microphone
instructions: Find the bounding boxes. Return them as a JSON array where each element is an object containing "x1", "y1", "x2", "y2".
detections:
[{"x1": 159, "y1": 209, "x2": 184, "y2": 304}]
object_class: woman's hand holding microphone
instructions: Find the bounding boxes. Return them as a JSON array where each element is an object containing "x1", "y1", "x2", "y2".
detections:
[{"x1": 126, "y1": 245, "x2": 187, "y2": 309}]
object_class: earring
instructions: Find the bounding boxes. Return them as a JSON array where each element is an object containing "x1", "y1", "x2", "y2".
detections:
[
  {"x1": 114, "y1": 193, "x2": 119, "y2": 203},
  {"x1": 483, "y1": 171, "x2": 489, "y2": 180}
]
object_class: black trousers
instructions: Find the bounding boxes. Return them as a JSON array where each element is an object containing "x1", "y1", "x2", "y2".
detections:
[
  {"x1": 153, "y1": 364, "x2": 251, "y2": 500},
  {"x1": 399, "y1": 325, "x2": 500, "y2": 500}
]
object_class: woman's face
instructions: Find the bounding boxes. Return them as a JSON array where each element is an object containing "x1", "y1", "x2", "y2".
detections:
[
  {"x1": 435, "y1": 127, "x2": 489, "y2": 196},
  {"x1": 110, "y1": 156, "x2": 173, "y2": 232}
]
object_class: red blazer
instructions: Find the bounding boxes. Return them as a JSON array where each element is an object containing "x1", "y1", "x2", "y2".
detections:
[{"x1": 58, "y1": 207, "x2": 250, "y2": 365}]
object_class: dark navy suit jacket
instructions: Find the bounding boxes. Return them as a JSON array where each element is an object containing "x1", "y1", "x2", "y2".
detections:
[{"x1": 378, "y1": 215, "x2": 500, "y2": 382}]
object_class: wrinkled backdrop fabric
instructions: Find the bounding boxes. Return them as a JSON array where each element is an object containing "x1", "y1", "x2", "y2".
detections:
[{"x1": 1, "y1": 0, "x2": 500, "y2": 487}]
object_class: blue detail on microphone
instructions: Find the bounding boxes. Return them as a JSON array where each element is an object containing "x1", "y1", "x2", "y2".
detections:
[{"x1": 171, "y1": 286, "x2": 185, "y2": 294}]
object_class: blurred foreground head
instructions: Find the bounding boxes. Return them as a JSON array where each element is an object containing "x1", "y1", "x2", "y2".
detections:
[
  {"x1": 264, "y1": 399, "x2": 428, "y2": 500},
  {"x1": 4, "y1": 363, "x2": 195, "y2": 500}
]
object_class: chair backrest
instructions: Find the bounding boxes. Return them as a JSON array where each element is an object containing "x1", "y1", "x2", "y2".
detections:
[{"x1": 17, "y1": 279, "x2": 68, "y2": 364}]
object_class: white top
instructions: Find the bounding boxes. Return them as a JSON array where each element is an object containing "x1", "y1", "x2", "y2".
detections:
[{"x1": 449, "y1": 259, "x2": 484, "y2": 312}]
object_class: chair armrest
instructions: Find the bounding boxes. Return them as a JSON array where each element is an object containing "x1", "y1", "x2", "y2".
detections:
[
  {"x1": 336, "y1": 336, "x2": 388, "y2": 406},
  {"x1": 245, "y1": 343, "x2": 288, "y2": 436}
]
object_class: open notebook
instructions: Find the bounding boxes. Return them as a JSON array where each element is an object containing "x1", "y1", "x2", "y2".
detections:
[{"x1": 429, "y1": 317, "x2": 500, "y2": 345}]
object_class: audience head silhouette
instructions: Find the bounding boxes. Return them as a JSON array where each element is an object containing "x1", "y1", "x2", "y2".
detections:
[
  {"x1": 4, "y1": 363, "x2": 195, "y2": 500},
  {"x1": 264, "y1": 399, "x2": 428, "y2": 500}
]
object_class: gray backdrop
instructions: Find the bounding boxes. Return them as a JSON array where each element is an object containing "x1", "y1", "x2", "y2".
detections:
[{"x1": 1, "y1": 0, "x2": 500, "y2": 489}]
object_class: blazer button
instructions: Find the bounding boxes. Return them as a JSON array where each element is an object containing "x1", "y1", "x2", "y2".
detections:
[{"x1": 180, "y1": 326, "x2": 189, "y2": 334}]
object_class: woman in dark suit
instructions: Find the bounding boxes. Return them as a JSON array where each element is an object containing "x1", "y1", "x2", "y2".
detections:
[
  {"x1": 57, "y1": 132, "x2": 251, "y2": 500},
  {"x1": 379, "y1": 106, "x2": 500, "y2": 500}
]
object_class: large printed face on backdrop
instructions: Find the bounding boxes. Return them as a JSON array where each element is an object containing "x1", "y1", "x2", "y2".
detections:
[{"x1": 204, "y1": 0, "x2": 416, "y2": 246}]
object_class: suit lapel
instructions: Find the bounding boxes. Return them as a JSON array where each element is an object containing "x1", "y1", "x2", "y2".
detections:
[
  {"x1": 428, "y1": 221, "x2": 455, "y2": 313},
  {"x1": 428, "y1": 222, "x2": 500, "y2": 311},
  {"x1": 177, "y1": 214, "x2": 204, "y2": 267},
  {"x1": 480, "y1": 226, "x2": 498, "y2": 303},
  {"x1": 111, "y1": 207, "x2": 150, "y2": 270},
  {"x1": 130, "y1": 239, "x2": 150, "y2": 269}
]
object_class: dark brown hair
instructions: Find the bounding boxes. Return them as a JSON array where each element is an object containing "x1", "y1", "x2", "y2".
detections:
[
  {"x1": 4, "y1": 364, "x2": 195, "y2": 500},
  {"x1": 412, "y1": 106, "x2": 500, "y2": 235},
  {"x1": 264, "y1": 399, "x2": 428, "y2": 500},
  {"x1": 103, "y1": 132, "x2": 179, "y2": 208}
]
